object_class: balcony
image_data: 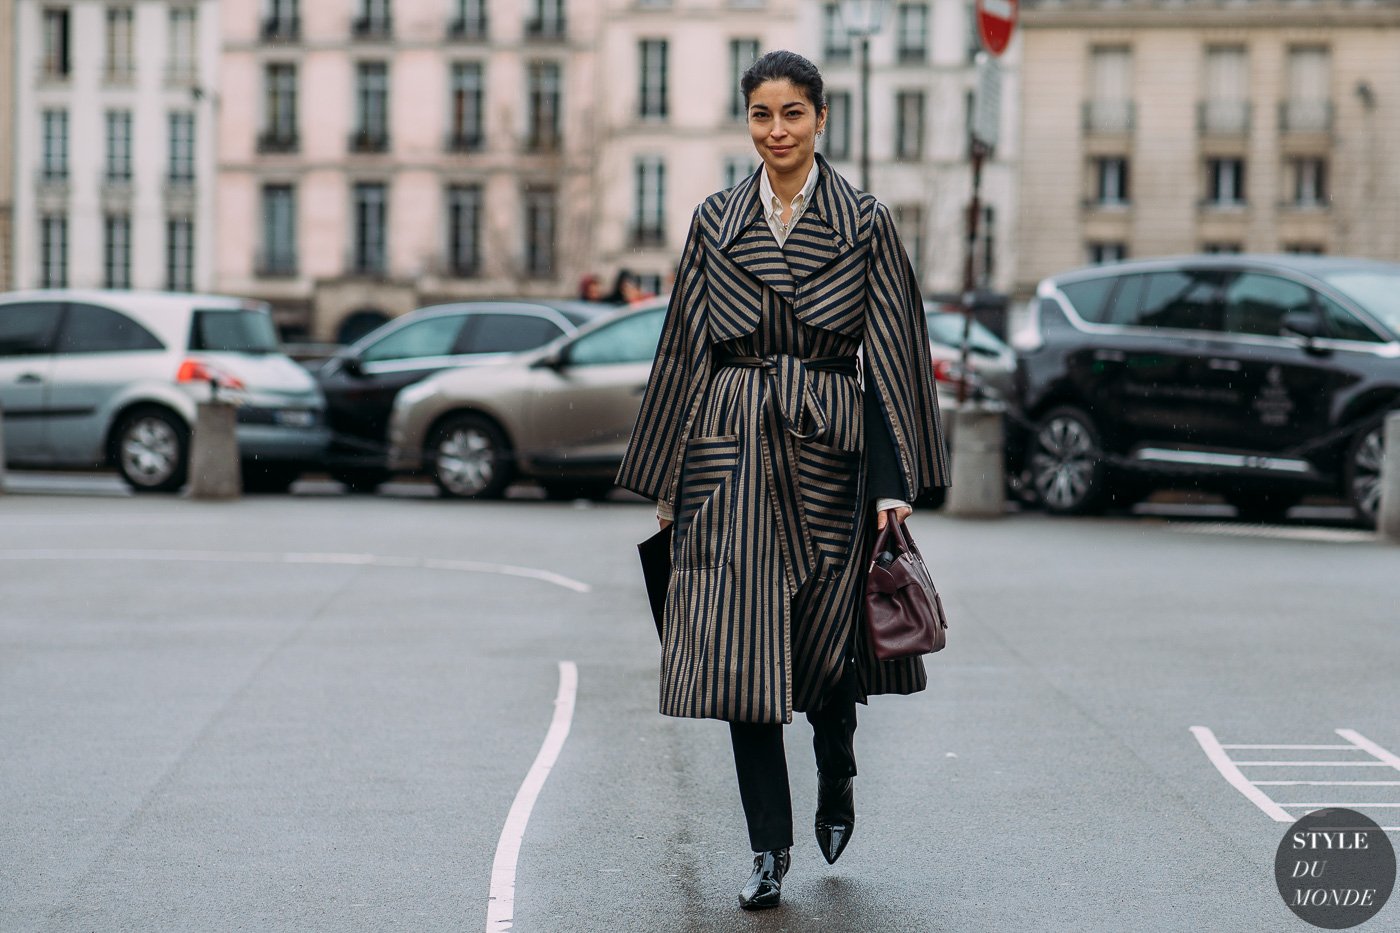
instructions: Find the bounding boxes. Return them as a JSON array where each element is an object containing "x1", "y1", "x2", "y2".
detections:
[
  {"x1": 37, "y1": 168, "x2": 69, "y2": 192},
  {"x1": 257, "y1": 131, "x2": 299, "y2": 154},
  {"x1": 1198, "y1": 100, "x2": 1251, "y2": 136},
  {"x1": 524, "y1": 18, "x2": 566, "y2": 40},
  {"x1": 102, "y1": 61, "x2": 135, "y2": 86},
  {"x1": 256, "y1": 253, "x2": 299, "y2": 278},
  {"x1": 351, "y1": 16, "x2": 393, "y2": 39},
  {"x1": 445, "y1": 132, "x2": 485, "y2": 153},
  {"x1": 441, "y1": 257, "x2": 480, "y2": 278},
  {"x1": 447, "y1": 17, "x2": 487, "y2": 40},
  {"x1": 348, "y1": 252, "x2": 387, "y2": 278},
  {"x1": 348, "y1": 130, "x2": 390, "y2": 153},
  {"x1": 524, "y1": 131, "x2": 561, "y2": 153},
  {"x1": 1280, "y1": 100, "x2": 1333, "y2": 135},
  {"x1": 165, "y1": 60, "x2": 198, "y2": 86},
  {"x1": 1082, "y1": 100, "x2": 1134, "y2": 135},
  {"x1": 261, "y1": 16, "x2": 301, "y2": 40},
  {"x1": 630, "y1": 225, "x2": 666, "y2": 249}
]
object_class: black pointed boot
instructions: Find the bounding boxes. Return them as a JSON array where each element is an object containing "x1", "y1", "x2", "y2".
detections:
[
  {"x1": 738, "y1": 848, "x2": 790, "y2": 910},
  {"x1": 814, "y1": 774, "x2": 855, "y2": 864}
]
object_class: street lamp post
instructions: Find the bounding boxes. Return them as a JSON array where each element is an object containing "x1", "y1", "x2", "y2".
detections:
[{"x1": 838, "y1": 0, "x2": 889, "y2": 193}]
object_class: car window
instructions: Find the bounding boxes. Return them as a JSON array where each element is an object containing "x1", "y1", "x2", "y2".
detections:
[
  {"x1": 458, "y1": 313, "x2": 563, "y2": 354},
  {"x1": 1321, "y1": 271, "x2": 1400, "y2": 336},
  {"x1": 361, "y1": 316, "x2": 465, "y2": 363},
  {"x1": 1059, "y1": 278, "x2": 1117, "y2": 323},
  {"x1": 57, "y1": 302, "x2": 163, "y2": 354},
  {"x1": 1220, "y1": 274, "x2": 1312, "y2": 337},
  {"x1": 0, "y1": 302, "x2": 63, "y2": 356},
  {"x1": 1319, "y1": 293, "x2": 1385, "y2": 343},
  {"x1": 190, "y1": 309, "x2": 280, "y2": 353},
  {"x1": 567, "y1": 310, "x2": 665, "y2": 366},
  {"x1": 1137, "y1": 270, "x2": 1223, "y2": 331},
  {"x1": 1103, "y1": 275, "x2": 1146, "y2": 325},
  {"x1": 925, "y1": 312, "x2": 1006, "y2": 355}
]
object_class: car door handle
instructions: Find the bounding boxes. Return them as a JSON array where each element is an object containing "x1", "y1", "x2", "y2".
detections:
[
  {"x1": 1092, "y1": 349, "x2": 1126, "y2": 362},
  {"x1": 16, "y1": 373, "x2": 44, "y2": 384},
  {"x1": 1207, "y1": 358, "x2": 1243, "y2": 372}
]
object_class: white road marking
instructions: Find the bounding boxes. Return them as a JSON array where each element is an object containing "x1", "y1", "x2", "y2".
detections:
[
  {"x1": 1255, "y1": 781, "x2": 1400, "y2": 786},
  {"x1": 486, "y1": 660, "x2": 578, "y2": 933},
  {"x1": 1191, "y1": 726, "x2": 1293, "y2": 821},
  {"x1": 1281, "y1": 803, "x2": 1400, "y2": 807},
  {"x1": 1339, "y1": 728, "x2": 1400, "y2": 770},
  {"x1": 0, "y1": 548, "x2": 591, "y2": 592},
  {"x1": 1221, "y1": 744, "x2": 1359, "y2": 750},
  {"x1": 1166, "y1": 523, "x2": 1375, "y2": 544},
  {"x1": 1234, "y1": 761, "x2": 1392, "y2": 767}
]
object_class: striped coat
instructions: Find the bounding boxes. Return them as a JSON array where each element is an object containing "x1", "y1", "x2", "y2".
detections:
[{"x1": 616, "y1": 154, "x2": 951, "y2": 724}]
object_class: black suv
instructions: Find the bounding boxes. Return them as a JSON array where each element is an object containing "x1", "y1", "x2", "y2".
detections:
[{"x1": 1011, "y1": 255, "x2": 1400, "y2": 526}]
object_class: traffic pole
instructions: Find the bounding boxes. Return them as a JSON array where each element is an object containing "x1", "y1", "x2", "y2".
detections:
[
  {"x1": 1379, "y1": 411, "x2": 1400, "y2": 542},
  {"x1": 189, "y1": 381, "x2": 241, "y2": 500}
]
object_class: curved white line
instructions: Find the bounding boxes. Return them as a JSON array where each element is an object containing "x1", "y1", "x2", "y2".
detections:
[
  {"x1": 1190, "y1": 725, "x2": 1294, "y2": 822},
  {"x1": 486, "y1": 661, "x2": 578, "y2": 933},
  {"x1": 0, "y1": 549, "x2": 591, "y2": 593}
]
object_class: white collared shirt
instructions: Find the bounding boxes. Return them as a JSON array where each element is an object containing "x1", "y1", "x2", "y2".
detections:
[{"x1": 759, "y1": 159, "x2": 820, "y2": 248}]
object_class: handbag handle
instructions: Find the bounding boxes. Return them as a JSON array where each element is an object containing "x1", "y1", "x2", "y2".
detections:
[{"x1": 877, "y1": 507, "x2": 926, "y2": 563}]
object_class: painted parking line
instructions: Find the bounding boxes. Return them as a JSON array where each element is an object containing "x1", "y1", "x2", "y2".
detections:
[
  {"x1": 0, "y1": 548, "x2": 591, "y2": 593},
  {"x1": 1165, "y1": 523, "x2": 1376, "y2": 544},
  {"x1": 486, "y1": 660, "x2": 578, "y2": 933},
  {"x1": 1192, "y1": 726, "x2": 1400, "y2": 831}
]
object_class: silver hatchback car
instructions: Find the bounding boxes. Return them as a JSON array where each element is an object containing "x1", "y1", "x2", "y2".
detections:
[{"x1": 0, "y1": 290, "x2": 329, "y2": 492}]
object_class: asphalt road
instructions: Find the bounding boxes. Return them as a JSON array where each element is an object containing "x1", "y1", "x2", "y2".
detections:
[{"x1": 1, "y1": 475, "x2": 1396, "y2": 933}]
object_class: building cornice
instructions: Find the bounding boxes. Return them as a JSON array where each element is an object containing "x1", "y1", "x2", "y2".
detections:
[{"x1": 1022, "y1": 0, "x2": 1400, "y2": 28}]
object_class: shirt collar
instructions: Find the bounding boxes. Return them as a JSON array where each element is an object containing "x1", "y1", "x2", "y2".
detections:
[{"x1": 759, "y1": 158, "x2": 820, "y2": 217}]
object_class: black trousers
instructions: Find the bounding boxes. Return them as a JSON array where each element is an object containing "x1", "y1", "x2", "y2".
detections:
[{"x1": 728, "y1": 657, "x2": 859, "y2": 852}]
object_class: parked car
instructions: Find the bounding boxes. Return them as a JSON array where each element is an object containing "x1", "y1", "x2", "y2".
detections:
[
  {"x1": 1011, "y1": 255, "x2": 1400, "y2": 525},
  {"x1": 316, "y1": 300, "x2": 614, "y2": 491},
  {"x1": 925, "y1": 300, "x2": 1017, "y2": 406},
  {"x1": 386, "y1": 299, "x2": 668, "y2": 499},
  {"x1": 0, "y1": 290, "x2": 329, "y2": 492}
]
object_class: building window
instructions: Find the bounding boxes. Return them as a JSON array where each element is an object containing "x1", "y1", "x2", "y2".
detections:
[
  {"x1": 526, "y1": 0, "x2": 565, "y2": 39},
  {"x1": 351, "y1": 62, "x2": 390, "y2": 152},
  {"x1": 824, "y1": 90, "x2": 851, "y2": 160},
  {"x1": 448, "y1": 62, "x2": 484, "y2": 150},
  {"x1": 893, "y1": 204, "x2": 925, "y2": 279},
  {"x1": 1202, "y1": 242, "x2": 1242, "y2": 254},
  {"x1": 1087, "y1": 242, "x2": 1126, "y2": 265},
  {"x1": 168, "y1": 7, "x2": 199, "y2": 81},
  {"x1": 446, "y1": 185, "x2": 482, "y2": 276},
  {"x1": 166, "y1": 218, "x2": 194, "y2": 291},
  {"x1": 261, "y1": 0, "x2": 298, "y2": 40},
  {"x1": 633, "y1": 157, "x2": 666, "y2": 247},
  {"x1": 722, "y1": 155, "x2": 756, "y2": 189},
  {"x1": 1085, "y1": 46, "x2": 1133, "y2": 133},
  {"x1": 353, "y1": 0, "x2": 392, "y2": 38},
  {"x1": 1200, "y1": 46, "x2": 1249, "y2": 135},
  {"x1": 261, "y1": 185, "x2": 297, "y2": 276},
  {"x1": 449, "y1": 0, "x2": 487, "y2": 39},
  {"x1": 43, "y1": 110, "x2": 69, "y2": 181},
  {"x1": 261, "y1": 64, "x2": 299, "y2": 151},
  {"x1": 639, "y1": 40, "x2": 669, "y2": 120},
  {"x1": 1206, "y1": 158, "x2": 1246, "y2": 206},
  {"x1": 896, "y1": 4, "x2": 928, "y2": 63},
  {"x1": 352, "y1": 183, "x2": 387, "y2": 275},
  {"x1": 822, "y1": 4, "x2": 852, "y2": 62},
  {"x1": 105, "y1": 110, "x2": 132, "y2": 183},
  {"x1": 1291, "y1": 157, "x2": 1327, "y2": 207},
  {"x1": 104, "y1": 215, "x2": 131, "y2": 288},
  {"x1": 523, "y1": 186, "x2": 555, "y2": 279},
  {"x1": 105, "y1": 7, "x2": 135, "y2": 83},
  {"x1": 168, "y1": 113, "x2": 195, "y2": 183},
  {"x1": 729, "y1": 39, "x2": 760, "y2": 121},
  {"x1": 1093, "y1": 156, "x2": 1129, "y2": 205},
  {"x1": 526, "y1": 61, "x2": 561, "y2": 150},
  {"x1": 895, "y1": 91, "x2": 924, "y2": 160},
  {"x1": 42, "y1": 8, "x2": 71, "y2": 79},
  {"x1": 1283, "y1": 46, "x2": 1332, "y2": 133},
  {"x1": 40, "y1": 215, "x2": 68, "y2": 287},
  {"x1": 1284, "y1": 243, "x2": 1325, "y2": 256}
]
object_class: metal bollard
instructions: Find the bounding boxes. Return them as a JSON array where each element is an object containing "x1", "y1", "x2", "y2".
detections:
[
  {"x1": 946, "y1": 402, "x2": 1005, "y2": 518},
  {"x1": 189, "y1": 400, "x2": 241, "y2": 500},
  {"x1": 1379, "y1": 411, "x2": 1400, "y2": 542},
  {"x1": 0, "y1": 400, "x2": 7, "y2": 496}
]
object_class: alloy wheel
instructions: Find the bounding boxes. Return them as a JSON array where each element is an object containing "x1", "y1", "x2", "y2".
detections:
[
  {"x1": 121, "y1": 416, "x2": 181, "y2": 488},
  {"x1": 435, "y1": 425, "x2": 498, "y2": 497},
  {"x1": 1030, "y1": 413, "x2": 1100, "y2": 512},
  {"x1": 1349, "y1": 425, "x2": 1384, "y2": 525}
]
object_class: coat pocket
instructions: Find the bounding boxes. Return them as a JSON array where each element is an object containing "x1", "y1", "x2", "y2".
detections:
[
  {"x1": 676, "y1": 434, "x2": 740, "y2": 570},
  {"x1": 796, "y1": 439, "x2": 861, "y2": 571}
]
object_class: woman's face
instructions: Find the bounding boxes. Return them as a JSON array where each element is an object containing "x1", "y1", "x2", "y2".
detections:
[{"x1": 747, "y1": 79, "x2": 827, "y2": 176}]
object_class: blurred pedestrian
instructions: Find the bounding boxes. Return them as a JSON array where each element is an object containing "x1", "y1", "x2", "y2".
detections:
[
  {"x1": 578, "y1": 274, "x2": 604, "y2": 302},
  {"x1": 605, "y1": 268, "x2": 642, "y2": 305},
  {"x1": 615, "y1": 50, "x2": 950, "y2": 910}
]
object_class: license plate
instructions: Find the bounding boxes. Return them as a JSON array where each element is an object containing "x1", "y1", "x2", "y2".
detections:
[{"x1": 275, "y1": 409, "x2": 316, "y2": 427}]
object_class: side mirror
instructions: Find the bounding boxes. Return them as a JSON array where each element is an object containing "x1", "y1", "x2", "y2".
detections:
[
  {"x1": 340, "y1": 354, "x2": 364, "y2": 377},
  {"x1": 1282, "y1": 310, "x2": 1323, "y2": 341},
  {"x1": 534, "y1": 346, "x2": 568, "y2": 370}
]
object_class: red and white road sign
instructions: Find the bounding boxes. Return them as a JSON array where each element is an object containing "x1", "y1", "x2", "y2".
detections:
[{"x1": 976, "y1": 0, "x2": 1018, "y2": 57}]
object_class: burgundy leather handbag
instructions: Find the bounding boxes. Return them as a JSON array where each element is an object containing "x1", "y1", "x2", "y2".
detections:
[{"x1": 863, "y1": 510, "x2": 948, "y2": 660}]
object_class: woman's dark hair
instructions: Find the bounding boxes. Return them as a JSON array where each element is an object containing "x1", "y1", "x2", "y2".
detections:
[{"x1": 740, "y1": 50, "x2": 826, "y2": 114}]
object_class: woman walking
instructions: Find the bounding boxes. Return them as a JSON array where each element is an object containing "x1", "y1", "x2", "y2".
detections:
[{"x1": 615, "y1": 50, "x2": 950, "y2": 910}]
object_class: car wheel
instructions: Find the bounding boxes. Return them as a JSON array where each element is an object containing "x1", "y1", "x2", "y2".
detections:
[
  {"x1": 114, "y1": 408, "x2": 189, "y2": 493},
  {"x1": 428, "y1": 414, "x2": 513, "y2": 499},
  {"x1": 1028, "y1": 405, "x2": 1107, "y2": 515},
  {"x1": 330, "y1": 467, "x2": 390, "y2": 494},
  {"x1": 1345, "y1": 420, "x2": 1386, "y2": 529},
  {"x1": 242, "y1": 464, "x2": 301, "y2": 494},
  {"x1": 541, "y1": 479, "x2": 614, "y2": 501},
  {"x1": 1224, "y1": 489, "x2": 1301, "y2": 523}
]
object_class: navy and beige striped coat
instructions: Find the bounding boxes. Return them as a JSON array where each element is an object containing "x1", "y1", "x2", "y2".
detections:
[{"x1": 616, "y1": 153, "x2": 951, "y2": 724}]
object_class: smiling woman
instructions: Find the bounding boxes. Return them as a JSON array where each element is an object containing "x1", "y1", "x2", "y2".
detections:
[{"x1": 614, "y1": 49, "x2": 951, "y2": 911}]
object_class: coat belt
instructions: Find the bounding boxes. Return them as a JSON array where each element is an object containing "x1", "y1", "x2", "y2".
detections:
[{"x1": 715, "y1": 353, "x2": 858, "y2": 441}]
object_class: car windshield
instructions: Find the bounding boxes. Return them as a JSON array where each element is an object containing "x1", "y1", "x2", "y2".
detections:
[
  {"x1": 925, "y1": 312, "x2": 1007, "y2": 355},
  {"x1": 189, "y1": 309, "x2": 281, "y2": 354},
  {"x1": 1320, "y1": 272, "x2": 1400, "y2": 336}
]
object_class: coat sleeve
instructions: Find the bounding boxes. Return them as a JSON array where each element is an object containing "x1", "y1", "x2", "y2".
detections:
[
  {"x1": 861, "y1": 202, "x2": 952, "y2": 498},
  {"x1": 614, "y1": 207, "x2": 712, "y2": 507}
]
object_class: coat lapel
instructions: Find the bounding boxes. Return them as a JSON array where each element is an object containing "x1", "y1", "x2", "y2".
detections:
[
  {"x1": 716, "y1": 170, "x2": 796, "y2": 304},
  {"x1": 783, "y1": 153, "x2": 862, "y2": 285}
]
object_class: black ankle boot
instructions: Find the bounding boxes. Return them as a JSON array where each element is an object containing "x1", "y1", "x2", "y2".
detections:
[
  {"x1": 738, "y1": 848, "x2": 790, "y2": 910},
  {"x1": 814, "y1": 774, "x2": 855, "y2": 864}
]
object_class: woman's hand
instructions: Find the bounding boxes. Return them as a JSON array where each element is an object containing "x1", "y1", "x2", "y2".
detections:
[{"x1": 875, "y1": 506, "x2": 911, "y2": 530}]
